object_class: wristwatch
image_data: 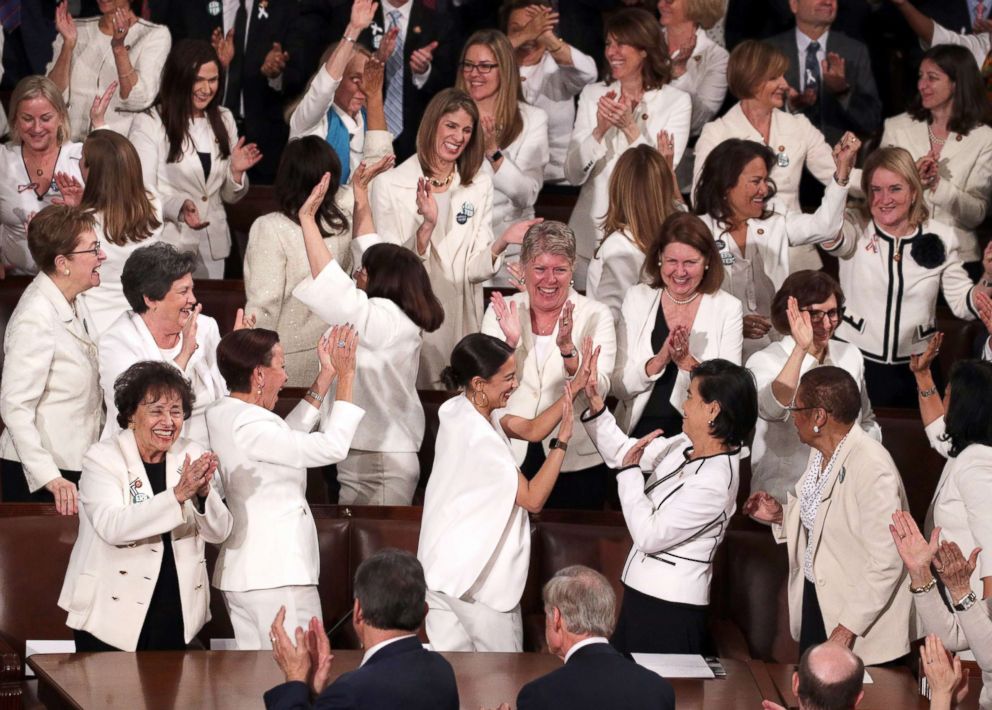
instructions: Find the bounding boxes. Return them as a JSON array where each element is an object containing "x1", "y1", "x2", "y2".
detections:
[
  {"x1": 549, "y1": 438, "x2": 568, "y2": 452},
  {"x1": 488, "y1": 149, "x2": 503, "y2": 163},
  {"x1": 953, "y1": 590, "x2": 978, "y2": 612}
]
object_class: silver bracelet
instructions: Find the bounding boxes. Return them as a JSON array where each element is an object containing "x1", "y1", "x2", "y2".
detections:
[
  {"x1": 918, "y1": 386, "x2": 938, "y2": 398},
  {"x1": 306, "y1": 389, "x2": 325, "y2": 403}
]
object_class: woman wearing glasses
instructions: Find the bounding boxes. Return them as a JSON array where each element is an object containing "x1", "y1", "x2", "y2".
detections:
[
  {"x1": 455, "y1": 30, "x2": 549, "y2": 282},
  {"x1": 745, "y1": 271, "x2": 880, "y2": 504}
]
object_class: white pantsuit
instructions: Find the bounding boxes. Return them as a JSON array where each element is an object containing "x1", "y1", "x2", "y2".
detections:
[
  {"x1": 129, "y1": 108, "x2": 248, "y2": 278},
  {"x1": 206, "y1": 396, "x2": 364, "y2": 649},
  {"x1": 586, "y1": 230, "x2": 646, "y2": 322},
  {"x1": 371, "y1": 156, "x2": 499, "y2": 388},
  {"x1": 57, "y1": 431, "x2": 233, "y2": 651}
]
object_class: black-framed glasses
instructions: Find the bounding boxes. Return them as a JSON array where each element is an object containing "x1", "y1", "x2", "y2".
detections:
[
  {"x1": 801, "y1": 306, "x2": 844, "y2": 323},
  {"x1": 460, "y1": 61, "x2": 499, "y2": 75},
  {"x1": 67, "y1": 240, "x2": 102, "y2": 257}
]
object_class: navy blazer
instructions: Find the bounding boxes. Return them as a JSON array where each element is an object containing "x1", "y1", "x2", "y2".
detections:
[
  {"x1": 263, "y1": 636, "x2": 459, "y2": 710},
  {"x1": 516, "y1": 642, "x2": 676, "y2": 710}
]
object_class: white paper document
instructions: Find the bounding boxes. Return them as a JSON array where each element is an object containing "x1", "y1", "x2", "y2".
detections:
[
  {"x1": 24, "y1": 640, "x2": 76, "y2": 677},
  {"x1": 631, "y1": 653, "x2": 716, "y2": 679}
]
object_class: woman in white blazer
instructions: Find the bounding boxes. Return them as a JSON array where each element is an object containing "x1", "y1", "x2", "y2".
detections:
[
  {"x1": 483, "y1": 221, "x2": 616, "y2": 509},
  {"x1": 504, "y1": 1, "x2": 598, "y2": 183},
  {"x1": 99, "y1": 243, "x2": 232, "y2": 448},
  {"x1": 370, "y1": 88, "x2": 527, "y2": 389},
  {"x1": 128, "y1": 40, "x2": 260, "y2": 279},
  {"x1": 292, "y1": 166, "x2": 444, "y2": 506},
  {"x1": 456, "y1": 30, "x2": 550, "y2": 269},
  {"x1": 586, "y1": 144, "x2": 682, "y2": 321},
  {"x1": 47, "y1": 0, "x2": 170, "y2": 140},
  {"x1": 693, "y1": 137, "x2": 856, "y2": 360},
  {"x1": 72, "y1": 130, "x2": 163, "y2": 338},
  {"x1": 823, "y1": 146, "x2": 992, "y2": 407},
  {"x1": 0, "y1": 207, "x2": 105, "y2": 511},
  {"x1": 746, "y1": 272, "x2": 880, "y2": 504},
  {"x1": 746, "y1": 367, "x2": 912, "y2": 665},
  {"x1": 419, "y1": 333, "x2": 593, "y2": 652},
  {"x1": 583, "y1": 358, "x2": 757, "y2": 654},
  {"x1": 207, "y1": 327, "x2": 365, "y2": 650},
  {"x1": 693, "y1": 40, "x2": 835, "y2": 272},
  {"x1": 873, "y1": 45, "x2": 992, "y2": 267},
  {"x1": 564, "y1": 8, "x2": 692, "y2": 288},
  {"x1": 613, "y1": 212, "x2": 743, "y2": 436},
  {"x1": 59, "y1": 362, "x2": 232, "y2": 652}
]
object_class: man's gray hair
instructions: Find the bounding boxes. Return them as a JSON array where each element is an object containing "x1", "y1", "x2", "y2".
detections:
[
  {"x1": 520, "y1": 220, "x2": 577, "y2": 266},
  {"x1": 542, "y1": 565, "x2": 616, "y2": 637}
]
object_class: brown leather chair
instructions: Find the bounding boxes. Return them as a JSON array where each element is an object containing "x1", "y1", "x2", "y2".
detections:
[
  {"x1": 192, "y1": 279, "x2": 247, "y2": 336},
  {"x1": 875, "y1": 407, "x2": 945, "y2": 525}
]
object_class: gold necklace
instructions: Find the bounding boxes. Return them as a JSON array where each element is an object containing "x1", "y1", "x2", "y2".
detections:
[{"x1": 427, "y1": 171, "x2": 454, "y2": 189}]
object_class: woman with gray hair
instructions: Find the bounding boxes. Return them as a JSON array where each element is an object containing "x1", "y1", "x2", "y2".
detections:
[{"x1": 482, "y1": 221, "x2": 616, "y2": 509}]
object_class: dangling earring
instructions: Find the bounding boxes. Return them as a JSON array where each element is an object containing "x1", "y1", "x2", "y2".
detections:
[
  {"x1": 257, "y1": 388, "x2": 263, "y2": 396},
  {"x1": 813, "y1": 425, "x2": 821, "y2": 434}
]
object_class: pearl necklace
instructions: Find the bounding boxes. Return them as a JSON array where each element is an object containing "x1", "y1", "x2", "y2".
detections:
[
  {"x1": 927, "y1": 124, "x2": 947, "y2": 146},
  {"x1": 663, "y1": 288, "x2": 700, "y2": 306}
]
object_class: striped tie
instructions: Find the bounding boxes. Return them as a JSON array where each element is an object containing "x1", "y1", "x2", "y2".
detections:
[
  {"x1": 0, "y1": 0, "x2": 21, "y2": 32},
  {"x1": 384, "y1": 10, "x2": 404, "y2": 138}
]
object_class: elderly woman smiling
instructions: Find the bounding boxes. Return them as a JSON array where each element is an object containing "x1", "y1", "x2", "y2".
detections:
[
  {"x1": 59, "y1": 361, "x2": 232, "y2": 652},
  {"x1": 483, "y1": 221, "x2": 616, "y2": 509}
]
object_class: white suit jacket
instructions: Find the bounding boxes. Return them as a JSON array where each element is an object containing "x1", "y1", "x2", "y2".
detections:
[
  {"x1": 773, "y1": 426, "x2": 912, "y2": 665},
  {"x1": 128, "y1": 107, "x2": 247, "y2": 263},
  {"x1": 586, "y1": 229, "x2": 646, "y2": 322},
  {"x1": 481, "y1": 290, "x2": 616, "y2": 471},
  {"x1": 371, "y1": 155, "x2": 498, "y2": 388},
  {"x1": 613, "y1": 284, "x2": 743, "y2": 432},
  {"x1": 99, "y1": 311, "x2": 226, "y2": 447},
  {"x1": 931, "y1": 22, "x2": 990, "y2": 71},
  {"x1": 207, "y1": 396, "x2": 364, "y2": 592},
  {"x1": 482, "y1": 102, "x2": 549, "y2": 230},
  {"x1": 583, "y1": 405, "x2": 739, "y2": 606},
  {"x1": 0, "y1": 273, "x2": 103, "y2": 490},
  {"x1": 565, "y1": 82, "x2": 692, "y2": 260},
  {"x1": 746, "y1": 336, "x2": 880, "y2": 503},
  {"x1": 58, "y1": 431, "x2": 233, "y2": 651}
]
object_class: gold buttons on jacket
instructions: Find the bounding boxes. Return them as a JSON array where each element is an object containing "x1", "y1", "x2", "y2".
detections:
[{"x1": 201, "y1": 195, "x2": 208, "y2": 202}]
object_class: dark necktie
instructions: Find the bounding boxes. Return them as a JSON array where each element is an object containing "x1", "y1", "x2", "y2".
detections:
[
  {"x1": 0, "y1": 0, "x2": 21, "y2": 32},
  {"x1": 805, "y1": 40, "x2": 821, "y2": 96},
  {"x1": 224, "y1": 0, "x2": 248, "y2": 118}
]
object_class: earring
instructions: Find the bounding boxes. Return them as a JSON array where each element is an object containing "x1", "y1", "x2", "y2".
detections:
[
  {"x1": 813, "y1": 425, "x2": 821, "y2": 434},
  {"x1": 471, "y1": 389, "x2": 490, "y2": 408},
  {"x1": 708, "y1": 419, "x2": 714, "y2": 428},
  {"x1": 128, "y1": 421, "x2": 135, "y2": 430},
  {"x1": 569, "y1": 279, "x2": 575, "y2": 286},
  {"x1": 64, "y1": 269, "x2": 70, "y2": 277},
  {"x1": 257, "y1": 388, "x2": 263, "y2": 396}
]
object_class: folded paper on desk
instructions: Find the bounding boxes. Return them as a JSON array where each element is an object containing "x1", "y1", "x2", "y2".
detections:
[
  {"x1": 25, "y1": 640, "x2": 76, "y2": 677},
  {"x1": 632, "y1": 653, "x2": 716, "y2": 679}
]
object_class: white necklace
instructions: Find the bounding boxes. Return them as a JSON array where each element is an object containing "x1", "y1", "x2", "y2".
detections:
[
  {"x1": 927, "y1": 124, "x2": 947, "y2": 146},
  {"x1": 663, "y1": 288, "x2": 700, "y2": 306}
]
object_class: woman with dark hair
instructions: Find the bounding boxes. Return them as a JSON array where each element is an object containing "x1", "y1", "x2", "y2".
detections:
[
  {"x1": 244, "y1": 136, "x2": 358, "y2": 386},
  {"x1": 564, "y1": 7, "x2": 691, "y2": 287},
  {"x1": 613, "y1": 212, "x2": 742, "y2": 437},
  {"x1": 58, "y1": 360, "x2": 232, "y2": 652},
  {"x1": 694, "y1": 136, "x2": 858, "y2": 359},
  {"x1": 874, "y1": 45, "x2": 992, "y2": 267},
  {"x1": 746, "y1": 367, "x2": 911, "y2": 664},
  {"x1": 0, "y1": 206, "x2": 105, "y2": 509},
  {"x1": 128, "y1": 39, "x2": 261, "y2": 278},
  {"x1": 910, "y1": 343, "x2": 992, "y2": 602},
  {"x1": 746, "y1": 271, "x2": 880, "y2": 503},
  {"x1": 206, "y1": 325, "x2": 364, "y2": 650},
  {"x1": 100, "y1": 242, "x2": 248, "y2": 446},
  {"x1": 370, "y1": 88, "x2": 533, "y2": 388},
  {"x1": 418, "y1": 333, "x2": 597, "y2": 652},
  {"x1": 70, "y1": 129, "x2": 163, "y2": 337},
  {"x1": 582, "y1": 357, "x2": 757, "y2": 654},
  {"x1": 292, "y1": 163, "x2": 443, "y2": 505}
]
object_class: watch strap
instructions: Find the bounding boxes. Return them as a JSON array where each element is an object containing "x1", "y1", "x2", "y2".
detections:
[{"x1": 549, "y1": 438, "x2": 568, "y2": 452}]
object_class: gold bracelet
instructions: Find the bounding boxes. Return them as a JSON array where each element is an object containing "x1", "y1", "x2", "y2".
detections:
[{"x1": 909, "y1": 577, "x2": 937, "y2": 594}]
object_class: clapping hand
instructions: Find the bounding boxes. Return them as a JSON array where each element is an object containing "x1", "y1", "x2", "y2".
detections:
[
  {"x1": 916, "y1": 153, "x2": 939, "y2": 190},
  {"x1": 575, "y1": 338, "x2": 602, "y2": 406},
  {"x1": 233, "y1": 308, "x2": 256, "y2": 331},
  {"x1": 908, "y1": 331, "x2": 942, "y2": 374},
  {"x1": 555, "y1": 300, "x2": 575, "y2": 353},
  {"x1": 975, "y1": 290, "x2": 992, "y2": 339},
  {"x1": 409, "y1": 41, "x2": 438, "y2": 75},
  {"x1": 180, "y1": 200, "x2": 210, "y2": 230},
  {"x1": 506, "y1": 261, "x2": 526, "y2": 291},
  {"x1": 415, "y1": 177, "x2": 438, "y2": 227},
  {"x1": 211, "y1": 28, "x2": 235, "y2": 69},
  {"x1": 656, "y1": 130, "x2": 676, "y2": 170},
  {"x1": 888, "y1": 510, "x2": 939, "y2": 580},
  {"x1": 299, "y1": 172, "x2": 331, "y2": 224},
  {"x1": 510, "y1": 5, "x2": 558, "y2": 47},
  {"x1": 231, "y1": 137, "x2": 263, "y2": 175},
  {"x1": 109, "y1": 6, "x2": 135, "y2": 48},
  {"x1": 53, "y1": 172, "x2": 84, "y2": 207},
  {"x1": 668, "y1": 325, "x2": 695, "y2": 370},
  {"x1": 622, "y1": 429, "x2": 664, "y2": 468},
  {"x1": 821, "y1": 52, "x2": 848, "y2": 94},
  {"x1": 491, "y1": 291, "x2": 522, "y2": 347},
  {"x1": 934, "y1": 540, "x2": 981, "y2": 602},
  {"x1": 743, "y1": 491, "x2": 784, "y2": 525},
  {"x1": 174, "y1": 452, "x2": 216, "y2": 504},
  {"x1": 270, "y1": 607, "x2": 336, "y2": 691},
  {"x1": 195, "y1": 452, "x2": 219, "y2": 498},
  {"x1": 55, "y1": 1, "x2": 77, "y2": 48},
  {"x1": 261, "y1": 42, "x2": 290, "y2": 79},
  {"x1": 981, "y1": 242, "x2": 992, "y2": 287},
  {"x1": 328, "y1": 324, "x2": 359, "y2": 382},
  {"x1": 375, "y1": 26, "x2": 399, "y2": 63},
  {"x1": 921, "y1": 634, "x2": 969, "y2": 709},
  {"x1": 90, "y1": 81, "x2": 118, "y2": 129},
  {"x1": 352, "y1": 154, "x2": 395, "y2": 204}
]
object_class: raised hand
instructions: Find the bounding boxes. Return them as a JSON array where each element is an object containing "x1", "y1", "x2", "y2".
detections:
[
  {"x1": 975, "y1": 290, "x2": 992, "y2": 337},
  {"x1": 573, "y1": 338, "x2": 600, "y2": 397},
  {"x1": 350, "y1": 0, "x2": 378, "y2": 30},
  {"x1": 416, "y1": 177, "x2": 438, "y2": 226},
  {"x1": 90, "y1": 80, "x2": 118, "y2": 129},
  {"x1": 352, "y1": 154, "x2": 395, "y2": 202},
  {"x1": 231, "y1": 137, "x2": 263, "y2": 175},
  {"x1": 921, "y1": 634, "x2": 967, "y2": 709},
  {"x1": 786, "y1": 296, "x2": 814, "y2": 352},
  {"x1": 55, "y1": 1, "x2": 77, "y2": 48},
  {"x1": 491, "y1": 291, "x2": 521, "y2": 347},
  {"x1": 211, "y1": 28, "x2": 235, "y2": 69},
  {"x1": 555, "y1": 300, "x2": 575, "y2": 352},
  {"x1": 44, "y1": 477, "x2": 79, "y2": 516},
  {"x1": 109, "y1": 6, "x2": 135, "y2": 48},
  {"x1": 305, "y1": 616, "x2": 334, "y2": 695},
  {"x1": 908, "y1": 331, "x2": 943, "y2": 374},
  {"x1": 316, "y1": 332, "x2": 335, "y2": 380},
  {"x1": 743, "y1": 491, "x2": 784, "y2": 525},
  {"x1": 174, "y1": 452, "x2": 215, "y2": 504},
  {"x1": 934, "y1": 540, "x2": 981, "y2": 601},
  {"x1": 496, "y1": 218, "x2": 542, "y2": 253},
  {"x1": 556, "y1": 382, "x2": 575, "y2": 443},
  {"x1": 233, "y1": 308, "x2": 256, "y2": 331},
  {"x1": 656, "y1": 130, "x2": 676, "y2": 169},
  {"x1": 820, "y1": 52, "x2": 848, "y2": 94},
  {"x1": 916, "y1": 153, "x2": 939, "y2": 189},
  {"x1": 361, "y1": 55, "x2": 386, "y2": 100},
  {"x1": 329, "y1": 324, "x2": 359, "y2": 382},
  {"x1": 53, "y1": 172, "x2": 84, "y2": 207},
  {"x1": 180, "y1": 200, "x2": 210, "y2": 230},
  {"x1": 831, "y1": 131, "x2": 861, "y2": 182},
  {"x1": 888, "y1": 509, "x2": 939, "y2": 578},
  {"x1": 506, "y1": 261, "x2": 526, "y2": 291},
  {"x1": 270, "y1": 607, "x2": 312, "y2": 683},
  {"x1": 299, "y1": 172, "x2": 331, "y2": 223},
  {"x1": 481, "y1": 115, "x2": 500, "y2": 157},
  {"x1": 261, "y1": 42, "x2": 290, "y2": 79},
  {"x1": 375, "y1": 26, "x2": 399, "y2": 63},
  {"x1": 622, "y1": 429, "x2": 664, "y2": 468},
  {"x1": 179, "y1": 303, "x2": 203, "y2": 361},
  {"x1": 409, "y1": 41, "x2": 438, "y2": 74}
]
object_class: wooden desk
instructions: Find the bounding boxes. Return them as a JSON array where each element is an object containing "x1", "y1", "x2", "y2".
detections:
[
  {"x1": 29, "y1": 651, "x2": 781, "y2": 709},
  {"x1": 766, "y1": 662, "x2": 929, "y2": 709}
]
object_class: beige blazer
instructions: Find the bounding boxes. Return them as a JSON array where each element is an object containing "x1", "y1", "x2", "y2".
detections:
[
  {"x1": 58, "y1": 431, "x2": 233, "y2": 651},
  {"x1": 773, "y1": 426, "x2": 912, "y2": 665}
]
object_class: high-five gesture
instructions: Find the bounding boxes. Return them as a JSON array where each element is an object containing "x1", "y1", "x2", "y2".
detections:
[
  {"x1": 55, "y1": 1, "x2": 77, "y2": 49},
  {"x1": 491, "y1": 291, "x2": 522, "y2": 347},
  {"x1": 831, "y1": 131, "x2": 861, "y2": 183},
  {"x1": 89, "y1": 81, "x2": 118, "y2": 129},
  {"x1": 299, "y1": 172, "x2": 331, "y2": 224}
]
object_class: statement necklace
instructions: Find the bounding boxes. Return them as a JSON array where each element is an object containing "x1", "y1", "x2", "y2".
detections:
[
  {"x1": 663, "y1": 288, "x2": 700, "y2": 306},
  {"x1": 427, "y1": 171, "x2": 455, "y2": 189}
]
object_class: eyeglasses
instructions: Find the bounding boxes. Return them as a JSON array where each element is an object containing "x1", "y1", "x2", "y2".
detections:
[
  {"x1": 68, "y1": 240, "x2": 102, "y2": 257},
  {"x1": 460, "y1": 61, "x2": 499, "y2": 75},
  {"x1": 801, "y1": 306, "x2": 844, "y2": 323}
]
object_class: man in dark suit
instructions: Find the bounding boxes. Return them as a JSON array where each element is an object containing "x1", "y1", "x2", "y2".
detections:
[
  {"x1": 264, "y1": 548, "x2": 459, "y2": 710},
  {"x1": 149, "y1": 0, "x2": 306, "y2": 182},
  {"x1": 357, "y1": 0, "x2": 455, "y2": 162},
  {"x1": 510, "y1": 566, "x2": 675, "y2": 710},
  {"x1": 766, "y1": 0, "x2": 881, "y2": 145},
  {"x1": 761, "y1": 642, "x2": 866, "y2": 710}
]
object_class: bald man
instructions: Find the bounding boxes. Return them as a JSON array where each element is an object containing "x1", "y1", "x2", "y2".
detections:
[{"x1": 763, "y1": 642, "x2": 865, "y2": 710}]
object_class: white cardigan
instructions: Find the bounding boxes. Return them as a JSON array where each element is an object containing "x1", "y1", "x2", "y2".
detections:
[
  {"x1": 0, "y1": 273, "x2": 103, "y2": 491},
  {"x1": 483, "y1": 102, "x2": 549, "y2": 231},
  {"x1": 746, "y1": 336, "x2": 881, "y2": 503},
  {"x1": 293, "y1": 248, "x2": 426, "y2": 453},
  {"x1": 207, "y1": 397, "x2": 364, "y2": 592},
  {"x1": 98, "y1": 311, "x2": 226, "y2": 447},
  {"x1": 481, "y1": 290, "x2": 616, "y2": 471},
  {"x1": 586, "y1": 229, "x2": 646, "y2": 322},
  {"x1": 583, "y1": 406, "x2": 739, "y2": 606},
  {"x1": 613, "y1": 284, "x2": 743, "y2": 432},
  {"x1": 564, "y1": 82, "x2": 692, "y2": 261},
  {"x1": 58, "y1": 431, "x2": 233, "y2": 651}
]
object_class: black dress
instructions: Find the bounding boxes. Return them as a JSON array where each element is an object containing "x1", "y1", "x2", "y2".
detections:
[
  {"x1": 630, "y1": 302, "x2": 684, "y2": 440},
  {"x1": 73, "y1": 460, "x2": 187, "y2": 652}
]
